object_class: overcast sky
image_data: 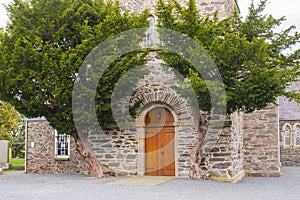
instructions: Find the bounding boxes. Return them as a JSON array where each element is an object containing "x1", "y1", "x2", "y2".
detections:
[{"x1": 0, "y1": 0, "x2": 299, "y2": 41}]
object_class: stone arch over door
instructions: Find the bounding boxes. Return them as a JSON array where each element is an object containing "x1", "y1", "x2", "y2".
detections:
[
  {"x1": 132, "y1": 86, "x2": 200, "y2": 177},
  {"x1": 136, "y1": 103, "x2": 179, "y2": 176}
]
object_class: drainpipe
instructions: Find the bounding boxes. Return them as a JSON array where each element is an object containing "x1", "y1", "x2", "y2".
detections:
[{"x1": 24, "y1": 118, "x2": 28, "y2": 173}]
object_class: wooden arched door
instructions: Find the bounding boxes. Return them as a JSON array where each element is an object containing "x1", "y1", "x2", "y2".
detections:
[{"x1": 145, "y1": 107, "x2": 175, "y2": 176}]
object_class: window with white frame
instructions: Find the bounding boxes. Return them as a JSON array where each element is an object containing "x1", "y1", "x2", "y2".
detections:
[
  {"x1": 295, "y1": 126, "x2": 300, "y2": 147},
  {"x1": 55, "y1": 131, "x2": 70, "y2": 160},
  {"x1": 284, "y1": 126, "x2": 292, "y2": 147}
]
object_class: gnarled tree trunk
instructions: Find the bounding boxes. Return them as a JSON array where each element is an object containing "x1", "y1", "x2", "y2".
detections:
[
  {"x1": 73, "y1": 132, "x2": 114, "y2": 177},
  {"x1": 189, "y1": 115, "x2": 209, "y2": 180}
]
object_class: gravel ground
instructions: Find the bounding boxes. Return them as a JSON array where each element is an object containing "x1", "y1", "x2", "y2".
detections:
[{"x1": 1, "y1": 167, "x2": 300, "y2": 200}]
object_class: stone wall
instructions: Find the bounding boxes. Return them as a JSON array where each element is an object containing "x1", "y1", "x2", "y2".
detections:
[
  {"x1": 88, "y1": 128, "x2": 139, "y2": 176},
  {"x1": 279, "y1": 120, "x2": 300, "y2": 166},
  {"x1": 242, "y1": 104, "x2": 280, "y2": 177},
  {"x1": 87, "y1": 114, "x2": 246, "y2": 181},
  {"x1": 117, "y1": 0, "x2": 237, "y2": 18},
  {"x1": 200, "y1": 113, "x2": 244, "y2": 182},
  {"x1": 88, "y1": 52, "x2": 200, "y2": 177},
  {"x1": 88, "y1": 125, "x2": 200, "y2": 177},
  {"x1": 177, "y1": 125, "x2": 199, "y2": 177},
  {"x1": 26, "y1": 120, "x2": 88, "y2": 174}
]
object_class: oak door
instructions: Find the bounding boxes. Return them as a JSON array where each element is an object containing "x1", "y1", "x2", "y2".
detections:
[{"x1": 145, "y1": 107, "x2": 175, "y2": 176}]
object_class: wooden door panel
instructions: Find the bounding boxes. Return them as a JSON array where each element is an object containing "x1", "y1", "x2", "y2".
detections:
[
  {"x1": 145, "y1": 128, "x2": 157, "y2": 175},
  {"x1": 158, "y1": 128, "x2": 175, "y2": 176},
  {"x1": 145, "y1": 107, "x2": 175, "y2": 176}
]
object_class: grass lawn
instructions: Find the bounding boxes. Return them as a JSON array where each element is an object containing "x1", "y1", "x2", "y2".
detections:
[{"x1": 9, "y1": 158, "x2": 25, "y2": 166}]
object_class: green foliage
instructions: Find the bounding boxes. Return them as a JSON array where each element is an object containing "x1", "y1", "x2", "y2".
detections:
[
  {"x1": 11, "y1": 123, "x2": 25, "y2": 158},
  {"x1": 156, "y1": 0, "x2": 300, "y2": 114},
  {"x1": 95, "y1": 50, "x2": 149, "y2": 127},
  {"x1": 0, "y1": 101, "x2": 22, "y2": 141},
  {"x1": 0, "y1": 101, "x2": 24, "y2": 157},
  {"x1": 0, "y1": 0, "x2": 149, "y2": 134}
]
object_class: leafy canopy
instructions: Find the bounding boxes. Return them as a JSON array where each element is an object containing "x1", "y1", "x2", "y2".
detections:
[
  {"x1": 156, "y1": 0, "x2": 300, "y2": 113},
  {"x1": 0, "y1": 101, "x2": 22, "y2": 141},
  {"x1": 0, "y1": 0, "x2": 149, "y2": 134}
]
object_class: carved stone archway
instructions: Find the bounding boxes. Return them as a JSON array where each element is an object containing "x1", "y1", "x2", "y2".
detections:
[{"x1": 131, "y1": 85, "x2": 199, "y2": 177}]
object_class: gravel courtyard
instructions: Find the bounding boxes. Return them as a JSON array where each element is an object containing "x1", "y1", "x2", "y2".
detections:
[{"x1": 1, "y1": 167, "x2": 300, "y2": 200}]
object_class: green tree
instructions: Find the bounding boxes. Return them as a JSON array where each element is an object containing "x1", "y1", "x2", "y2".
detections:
[
  {"x1": 156, "y1": 0, "x2": 300, "y2": 179},
  {"x1": 155, "y1": 0, "x2": 300, "y2": 179},
  {"x1": 0, "y1": 101, "x2": 22, "y2": 141},
  {"x1": 156, "y1": 0, "x2": 300, "y2": 114},
  {"x1": 0, "y1": 0, "x2": 149, "y2": 176}
]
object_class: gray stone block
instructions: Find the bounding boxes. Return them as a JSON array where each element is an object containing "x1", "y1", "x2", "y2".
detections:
[{"x1": 0, "y1": 140, "x2": 9, "y2": 169}]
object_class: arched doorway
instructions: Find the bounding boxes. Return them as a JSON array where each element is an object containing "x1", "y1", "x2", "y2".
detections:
[{"x1": 145, "y1": 107, "x2": 175, "y2": 176}]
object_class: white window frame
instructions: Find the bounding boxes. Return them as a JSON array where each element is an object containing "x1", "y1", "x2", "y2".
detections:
[
  {"x1": 144, "y1": 16, "x2": 156, "y2": 47},
  {"x1": 54, "y1": 130, "x2": 71, "y2": 160},
  {"x1": 283, "y1": 126, "x2": 292, "y2": 148},
  {"x1": 294, "y1": 125, "x2": 300, "y2": 148}
]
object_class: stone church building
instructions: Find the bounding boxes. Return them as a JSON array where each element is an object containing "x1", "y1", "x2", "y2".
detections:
[
  {"x1": 278, "y1": 82, "x2": 300, "y2": 166},
  {"x1": 24, "y1": 0, "x2": 299, "y2": 183}
]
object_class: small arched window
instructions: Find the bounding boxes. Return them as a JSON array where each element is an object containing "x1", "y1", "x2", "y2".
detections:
[
  {"x1": 144, "y1": 15, "x2": 156, "y2": 47},
  {"x1": 295, "y1": 126, "x2": 300, "y2": 147},
  {"x1": 284, "y1": 126, "x2": 291, "y2": 147}
]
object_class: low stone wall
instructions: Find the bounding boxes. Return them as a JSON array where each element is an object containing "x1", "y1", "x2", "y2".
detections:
[
  {"x1": 26, "y1": 120, "x2": 88, "y2": 174},
  {"x1": 243, "y1": 104, "x2": 280, "y2": 177},
  {"x1": 279, "y1": 120, "x2": 300, "y2": 166}
]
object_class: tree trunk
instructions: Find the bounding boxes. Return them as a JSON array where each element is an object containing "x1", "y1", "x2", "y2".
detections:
[
  {"x1": 189, "y1": 115, "x2": 209, "y2": 180},
  {"x1": 73, "y1": 132, "x2": 114, "y2": 177}
]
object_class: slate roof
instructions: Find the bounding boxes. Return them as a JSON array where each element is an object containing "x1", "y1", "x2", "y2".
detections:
[{"x1": 279, "y1": 82, "x2": 300, "y2": 120}]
